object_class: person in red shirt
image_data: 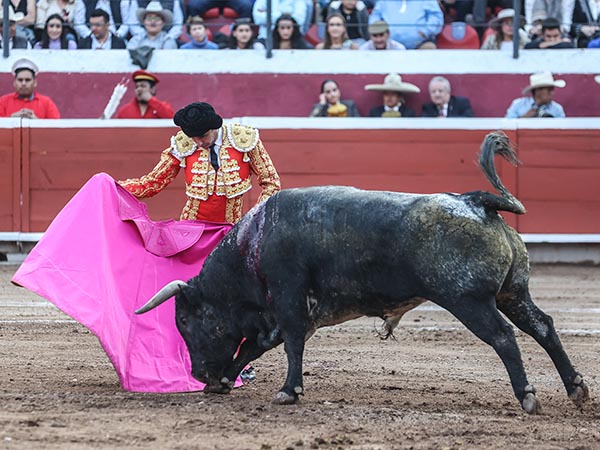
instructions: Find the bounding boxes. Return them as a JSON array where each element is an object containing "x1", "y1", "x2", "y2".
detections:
[
  {"x1": 0, "y1": 58, "x2": 60, "y2": 119},
  {"x1": 115, "y1": 70, "x2": 174, "y2": 119}
]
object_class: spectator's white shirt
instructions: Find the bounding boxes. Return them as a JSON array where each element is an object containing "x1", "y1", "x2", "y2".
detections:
[{"x1": 74, "y1": 0, "x2": 133, "y2": 38}]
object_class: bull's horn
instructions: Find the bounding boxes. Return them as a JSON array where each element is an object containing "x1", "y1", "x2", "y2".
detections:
[{"x1": 135, "y1": 280, "x2": 189, "y2": 314}]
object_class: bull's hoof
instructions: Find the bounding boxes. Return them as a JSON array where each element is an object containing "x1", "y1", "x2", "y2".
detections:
[
  {"x1": 522, "y1": 393, "x2": 542, "y2": 415},
  {"x1": 203, "y1": 384, "x2": 232, "y2": 394},
  {"x1": 569, "y1": 375, "x2": 590, "y2": 408},
  {"x1": 272, "y1": 391, "x2": 299, "y2": 405}
]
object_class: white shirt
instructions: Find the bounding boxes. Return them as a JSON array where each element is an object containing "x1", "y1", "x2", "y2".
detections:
[{"x1": 74, "y1": 0, "x2": 133, "y2": 38}]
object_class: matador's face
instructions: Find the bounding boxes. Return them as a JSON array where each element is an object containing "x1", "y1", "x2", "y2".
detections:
[{"x1": 191, "y1": 129, "x2": 219, "y2": 149}]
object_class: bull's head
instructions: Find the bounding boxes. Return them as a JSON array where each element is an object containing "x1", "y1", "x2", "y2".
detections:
[{"x1": 136, "y1": 281, "x2": 242, "y2": 393}]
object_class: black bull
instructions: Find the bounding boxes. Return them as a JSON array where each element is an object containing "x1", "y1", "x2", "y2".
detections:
[{"x1": 137, "y1": 132, "x2": 589, "y2": 413}]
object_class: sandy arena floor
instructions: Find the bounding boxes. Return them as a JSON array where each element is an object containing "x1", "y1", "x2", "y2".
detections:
[{"x1": 1, "y1": 263, "x2": 599, "y2": 450}]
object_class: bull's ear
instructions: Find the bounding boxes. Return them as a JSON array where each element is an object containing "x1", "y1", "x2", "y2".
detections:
[{"x1": 135, "y1": 280, "x2": 189, "y2": 314}]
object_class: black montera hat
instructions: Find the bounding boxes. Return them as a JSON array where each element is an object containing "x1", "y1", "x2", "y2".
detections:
[{"x1": 173, "y1": 102, "x2": 223, "y2": 137}]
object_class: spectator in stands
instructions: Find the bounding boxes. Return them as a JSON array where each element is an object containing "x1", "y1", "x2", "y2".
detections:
[
  {"x1": 8, "y1": 0, "x2": 36, "y2": 42},
  {"x1": 253, "y1": 0, "x2": 307, "y2": 40},
  {"x1": 73, "y1": 0, "x2": 131, "y2": 40},
  {"x1": 527, "y1": 0, "x2": 571, "y2": 35},
  {"x1": 180, "y1": 15, "x2": 218, "y2": 49},
  {"x1": 187, "y1": 0, "x2": 254, "y2": 20},
  {"x1": 310, "y1": 79, "x2": 360, "y2": 117},
  {"x1": 505, "y1": 71, "x2": 566, "y2": 118},
  {"x1": 525, "y1": 17, "x2": 574, "y2": 47},
  {"x1": 227, "y1": 17, "x2": 265, "y2": 49},
  {"x1": 473, "y1": 0, "x2": 515, "y2": 35},
  {"x1": 34, "y1": 14, "x2": 78, "y2": 48},
  {"x1": 0, "y1": 59, "x2": 60, "y2": 119},
  {"x1": 272, "y1": 14, "x2": 313, "y2": 49},
  {"x1": 481, "y1": 8, "x2": 530, "y2": 50},
  {"x1": 0, "y1": 8, "x2": 31, "y2": 48},
  {"x1": 127, "y1": 1, "x2": 178, "y2": 49},
  {"x1": 440, "y1": 0, "x2": 475, "y2": 23},
  {"x1": 589, "y1": 35, "x2": 600, "y2": 46},
  {"x1": 326, "y1": 0, "x2": 370, "y2": 44},
  {"x1": 129, "y1": 0, "x2": 184, "y2": 42},
  {"x1": 364, "y1": 73, "x2": 419, "y2": 117},
  {"x1": 35, "y1": 0, "x2": 77, "y2": 42},
  {"x1": 316, "y1": 13, "x2": 358, "y2": 49},
  {"x1": 369, "y1": 0, "x2": 444, "y2": 49},
  {"x1": 568, "y1": 0, "x2": 600, "y2": 48},
  {"x1": 78, "y1": 8, "x2": 126, "y2": 48},
  {"x1": 115, "y1": 70, "x2": 174, "y2": 119},
  {"x1": 359, "y1": 20, "x2": 406, "y2": 50},
  {"x1": 421, "y1": 76, "x2": 473, "y2": 117}
]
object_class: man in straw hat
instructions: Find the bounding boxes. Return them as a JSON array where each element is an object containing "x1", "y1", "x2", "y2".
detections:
[
  {"x1": 0, "y1": 59, "x2": 60, "y2": 119},
  {"x1": 126, "y1": 0, "x2": 178, "y2": 49},
  {"x1": 505, "y1": 71, "x2": 566, "y2": 118},
  {"x1": 116, "y1": 70, "x2": 174, "y2": 119},
  {"x1": 364, "y1": 73, "x2": 420, "y2": 117},
  {"x1": 119, "y1": 101, "x2": 280, "y2": 224}
]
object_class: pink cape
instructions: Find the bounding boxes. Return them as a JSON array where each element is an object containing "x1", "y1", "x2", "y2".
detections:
[{"x1": 12, "y1": 173, "x2": 242, "y2": 392}]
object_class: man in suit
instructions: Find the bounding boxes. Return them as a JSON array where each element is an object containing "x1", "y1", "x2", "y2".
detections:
[
  {"x1": 78, "y1": 9, "x2": 126, "y2": 49},
  {"x1": 364, "y1": 73, "x2": 420, "y2": 117},
  {"x1": 421, "y1": 76, "x2": 473, "y2": 118}
]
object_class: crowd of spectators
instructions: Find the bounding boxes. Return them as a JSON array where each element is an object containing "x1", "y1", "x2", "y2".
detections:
[
  {"x1": 3, "y1": 55, "x2": 596, "y2": 120},
  {"x1": 1, "y1": 0, "x2": 599, "y2": 51},
  {"x1": 0, "y1": 0, "x2": 598, "y2": 119}
]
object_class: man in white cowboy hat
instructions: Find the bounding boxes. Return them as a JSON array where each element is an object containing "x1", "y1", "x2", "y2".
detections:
[
  {"x1": 130, "y1": 0, "x2": 185, "y2": 41},
  {"x1": 505, "y1": 71, "x2": 566, "y2": 118},
  {"x1": 0, "y1": 8, "x2": 30, "y2": 49},
  {"x1": 364, "y1": 73, "x2": 420, "y2": 117},
  {"x1": 127, "y1": 0, "x2": 178, "y2": 49},
  {"x1": 73, "y1": 0, "x2": 133, "y2": 40}
]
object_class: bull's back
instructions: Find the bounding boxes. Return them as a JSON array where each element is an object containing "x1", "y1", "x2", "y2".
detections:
[{"x1": 255, "y1": 187, "x2": 522, "y2": 310}]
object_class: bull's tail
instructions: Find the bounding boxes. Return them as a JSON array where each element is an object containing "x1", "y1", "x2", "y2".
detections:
[{"x1": 479, "y1": 131, "x2": 526, "y2": 215}]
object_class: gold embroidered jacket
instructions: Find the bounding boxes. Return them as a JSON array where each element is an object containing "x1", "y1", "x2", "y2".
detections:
[{"x1": 120, "y1": 124, "x2": 281, "y2": 223}]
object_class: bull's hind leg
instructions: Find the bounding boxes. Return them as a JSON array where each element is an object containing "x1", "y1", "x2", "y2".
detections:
[
  {"x1": 441, "y1": 296, "x2": 541, "y2": 414},
  {"x1": 497, "y1": 288, "x2": 590, "y2": 408}
]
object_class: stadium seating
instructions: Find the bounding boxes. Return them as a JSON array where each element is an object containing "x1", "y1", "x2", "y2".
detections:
[
  {"x1": 201, "y1": 7, "x2": 238, "y2": 34},
  {"x1": 436, "y1": 22, "x2": 480, "y2": 49}
]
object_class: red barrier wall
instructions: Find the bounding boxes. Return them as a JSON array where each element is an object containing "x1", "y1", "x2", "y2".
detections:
[
  {"x1": 5, "y1": 121, "x2": 598, "y2": 234},
  {"x1": 0, "y1": 124, "x2": 20, "y2": 231},
  {"x1": 1, "y1": 73, "x2": 599, "y2": 119}
]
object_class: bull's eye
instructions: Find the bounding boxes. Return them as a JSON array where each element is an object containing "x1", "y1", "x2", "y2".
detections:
[{"x1": 179, "y1": 317, "x2": 187, "y2": 327}]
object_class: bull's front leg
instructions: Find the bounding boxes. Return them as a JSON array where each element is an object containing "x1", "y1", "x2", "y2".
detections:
[{"x1": 273, "y1": 333, "x2": 306, "y2": 405}]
